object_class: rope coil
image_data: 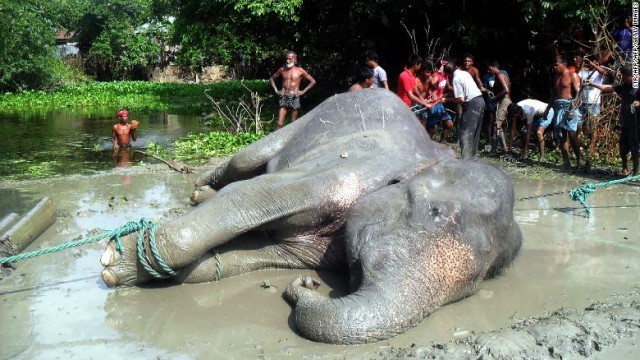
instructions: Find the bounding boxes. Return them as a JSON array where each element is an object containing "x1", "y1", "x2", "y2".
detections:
[
  {"x1": 0, "y1": 218, "x2": 177, "y2": 280},
  {"x1": 133, "y1": 219, "x2": 176, "y2": 279}
]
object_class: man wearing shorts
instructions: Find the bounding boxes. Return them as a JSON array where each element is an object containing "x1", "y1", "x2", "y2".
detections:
[
  {"x1": 413, "y1": 66, "x2": 452, "y2": 142},
  {"x1": 550, "y1": 55, "x2": 582, "y2": 170},
  {"x1": 487, "y1": 61, "x2": 512, "y2": 153},
  {"x1": 506, "y1": 99, "x2": 552, "y2": 160},
  {"x1": 270, "y1": 51, "x2": 317, "y2": 129}
]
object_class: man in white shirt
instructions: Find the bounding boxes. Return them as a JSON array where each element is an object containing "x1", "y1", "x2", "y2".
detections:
[
  {"x1": 506, "y1": 99, "x2": 553, "y2": 159},
  {"x1": 442, "y1": 61, "x2": 485, "y2": 160},
  {"x1": 575, "y1": 52, "x2": 607, "y2": 164}
]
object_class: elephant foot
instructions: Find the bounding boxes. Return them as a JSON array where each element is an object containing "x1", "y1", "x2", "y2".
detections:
[
  {"x1": 190, "y1": 186, "x2": 216, "y2": 205},
  {"x1": 284, "y1": 275, "x2": 321, "y2": 303},
  {"x1": 100, "y1": 232, "x2": 156, "y2": 287}
]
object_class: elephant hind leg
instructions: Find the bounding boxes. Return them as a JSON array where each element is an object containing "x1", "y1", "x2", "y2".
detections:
[
  {"x1": 100, "y1": 232, "x2": 154, "y2": 287},
  {"x1": 173, "y1": 233, "x2": 342, "y2": 284},
  {"x1": 173, "y1": 248, "x2": 291, "y2": 284}
]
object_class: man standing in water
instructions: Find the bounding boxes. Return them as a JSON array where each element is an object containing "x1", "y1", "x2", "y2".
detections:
[
  {"x1": 270, "y1": 51, "x2": 317, "y2": 129},
  {"x1": 112, "y1": 109, "x2": 138, "y2": 149},
  {"x1": 112, "y1": 109, "x2": 138, "y2": 169}
]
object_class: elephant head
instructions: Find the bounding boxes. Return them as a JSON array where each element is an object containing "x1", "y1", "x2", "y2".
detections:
[{"x1": 285, "y1": 159, "x2": 522, "y2": 344}]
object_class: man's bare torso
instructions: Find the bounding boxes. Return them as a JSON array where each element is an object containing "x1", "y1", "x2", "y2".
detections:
[
  {"x1": 494, "y1": 73, "x2": 511, "y2": 99},
  {"x1": 113, "y1": 123, "x2": 133, "y2": 147},
  {"x1": 555, "y1": 69, "x2": 575, "y2": 100},
  {"x1": 280, "y1": 67, "x2": 306, "y2": 96}
]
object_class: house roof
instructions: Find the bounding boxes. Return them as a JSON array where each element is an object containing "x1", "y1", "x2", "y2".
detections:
[{"x1": 56, "y1": 30, "x2": 76, "y2": 42}]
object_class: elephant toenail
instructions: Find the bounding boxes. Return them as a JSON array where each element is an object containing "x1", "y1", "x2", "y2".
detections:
[
  {"x1": 101, "y1": 269, "x2": 118, "y2": 287},
  {"x1": 101, "y1": 248, "x2": 115, "y2": 266}
]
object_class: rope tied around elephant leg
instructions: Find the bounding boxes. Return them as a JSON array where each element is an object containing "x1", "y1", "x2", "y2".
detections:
[
  {"x1": 0, "y1": 218, "x2": 176, "y2": 281},
  {"x1": 213, "y1": 251, "x2": 223, "y2": 281},
  {"x1": 130, "y1": 219, "x2": 177, "y2": 279}
]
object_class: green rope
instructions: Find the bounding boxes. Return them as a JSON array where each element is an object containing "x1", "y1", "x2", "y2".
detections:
[
  {"x1": 569, "y1": 174, "x2": 640, "y2": 217},
  {"x1": 134, "y1": 219, "x2": 176, "y2": 279},
  {"x1": 214, "y1": 252, "x2": 223, "y2": 281},
  {"x1": 0, "y1": 218, "x2": 176, "y2": 280}
]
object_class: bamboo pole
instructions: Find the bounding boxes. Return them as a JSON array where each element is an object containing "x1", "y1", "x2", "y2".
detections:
[
  {"x1": 1, "y1": 197, "x2": 57, "y2": 255},
  {"x1": 0, "y1": 213, "x2": 20, "y2": 235}
]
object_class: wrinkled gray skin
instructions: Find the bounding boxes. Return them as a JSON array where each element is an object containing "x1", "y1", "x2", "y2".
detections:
[{"x1": 100, "y1": 89, "x2": 522, "y2": 345}]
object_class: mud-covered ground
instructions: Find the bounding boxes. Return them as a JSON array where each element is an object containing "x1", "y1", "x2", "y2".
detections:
[{"x1": 1, "y1": 155, "x2": 639, "y2": 359}]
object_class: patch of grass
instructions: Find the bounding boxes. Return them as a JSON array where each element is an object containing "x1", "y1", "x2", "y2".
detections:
[
  {"x1": 172, "y1": 131, "x2": 267, "y2": 162},
  {"x1": 0, "y1": 80, "x2": 274, "y2": 114},
  {"x1": 26, "y1": 161, "x2": 58, "y2": 178}
]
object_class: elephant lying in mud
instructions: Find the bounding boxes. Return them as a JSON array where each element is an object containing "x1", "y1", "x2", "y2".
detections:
[{"x1": 100, "y1": 89, "x2": 522, "y2": 345}]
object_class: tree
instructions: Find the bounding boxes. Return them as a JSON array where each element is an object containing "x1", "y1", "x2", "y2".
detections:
[
  {"x1": 0, "y1": 0, "x2": 58, "y2": 91},
  {"x1": 151, "y1": 0, "x2": 304, "y2": 77},
  {"x1": 75, "y1": 0, "x2": 160, "y2": 80}
]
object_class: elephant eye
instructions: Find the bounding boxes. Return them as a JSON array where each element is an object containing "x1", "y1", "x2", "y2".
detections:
[
  {"x1": 430, "y1": 206, "x2": 441, "y2": 217},
  {"x1": 387, "y1": 179, "x2": 400, "y2": 185}
]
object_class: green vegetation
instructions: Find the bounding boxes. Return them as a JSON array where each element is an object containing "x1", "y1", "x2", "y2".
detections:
[
  {"x1": 173, "y1": 131, "x2": 266, "y2": 161},
  {"x1": 75, "y1": 0, "x2": 165, "y2": 81},
  {"x1": 3, "y1": 0, "x2": 632, "y2": 94},
  {"x1": 0, "y1": 0, "x2": 635, "y2": 176},
  {"x1": 0, "y1": 0, "x2": 85, "y2": 92},
  {"x1": 0, "y1": 80, "x2": 273, "y2": 114}
]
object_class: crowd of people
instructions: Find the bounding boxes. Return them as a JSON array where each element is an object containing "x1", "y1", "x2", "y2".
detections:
[{"x1": 267, "y1": 40, "x2": 639, "y2": 177}]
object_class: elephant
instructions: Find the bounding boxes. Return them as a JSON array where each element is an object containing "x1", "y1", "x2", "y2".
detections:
[{"x1": 100, "y1": 88, "x2": 522, "y2": 345}]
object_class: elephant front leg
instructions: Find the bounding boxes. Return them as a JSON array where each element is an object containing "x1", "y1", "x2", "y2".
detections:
[
  {"x1": 195, "y1": 118, "x2": 301, "y2": 190},
  {"x1": 100, "y1": 172, "x2": 349, "y2": 287}
]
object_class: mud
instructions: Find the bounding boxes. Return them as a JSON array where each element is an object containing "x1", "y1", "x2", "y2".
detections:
[{"x1": 1, "y1": 159, "x2": 639, "y2": 359}]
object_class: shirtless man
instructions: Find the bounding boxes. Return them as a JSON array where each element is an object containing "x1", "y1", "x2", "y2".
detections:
[
  {"x1": 487, "y1": 61, "x2": 512, "y2": 153},
  {"x1": 111, "y1": 109, "x2": 138, "y2": 149},
  {"x1": 348, "y1": 67, "x2": 375, "y2": 91},
  {"x1": 269, "y1": 51, "x2": 317, "y2": 129},
  {"x1": 460, "y1": 53, "x2": 485, "y2": 91},
  {"x1": 413, "y1": 66, "x2": 452, "y2": 142},
  {"x1": 550, "y1": 55, "x2": 581, "y2": 170}
]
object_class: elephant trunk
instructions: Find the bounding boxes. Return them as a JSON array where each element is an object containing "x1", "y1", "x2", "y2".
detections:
[{"x1": 286, "y1": 279, "x2": 431, "y2": 345}]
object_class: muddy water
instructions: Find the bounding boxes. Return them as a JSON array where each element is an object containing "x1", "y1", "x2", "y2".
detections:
[
  {"x1": 0, "y1": 108, "x2": 207, "y2": 178},
  {"x1": 1, "y1": 169, "x2": 639, "y2": 359}
]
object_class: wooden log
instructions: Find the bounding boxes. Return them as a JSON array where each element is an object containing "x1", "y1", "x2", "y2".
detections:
[
  {"x1": 0, "y1": 213, "x2": 19, "y2": 235},
  {"x1": 1, "y1": 197, "x2": 57, "y2": 255}
]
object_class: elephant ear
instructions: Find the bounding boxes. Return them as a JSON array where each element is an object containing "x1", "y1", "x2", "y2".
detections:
[
  {"x1": 405, "y1": 159, "x2": 521, "y2": 276},
  {"x1": 408, "y1": 160, "x2": 514, "y2": 218}
]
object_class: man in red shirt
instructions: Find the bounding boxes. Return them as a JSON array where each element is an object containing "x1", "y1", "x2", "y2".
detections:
[{"x1": 396, "y1": 55, "x2": 423, "y2": 107}]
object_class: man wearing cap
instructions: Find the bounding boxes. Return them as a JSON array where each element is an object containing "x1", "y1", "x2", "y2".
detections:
[{"x1": 112, "y1": 109, "x2": 138, "y2": 149}]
